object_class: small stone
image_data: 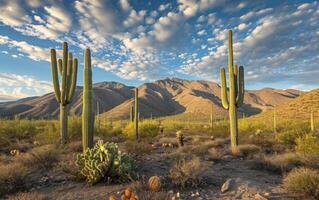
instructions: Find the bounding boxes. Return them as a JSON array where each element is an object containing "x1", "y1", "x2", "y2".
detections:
[
  {"x1": 221, "y1": 179, "x2": 233, "y2": 193},
  {"x1": 210, "y1": 136, "x2": 215, "y2": 140},
  {"x1": 264, "y1": 192, "x2": 270, "y2": 197},
  {"x1": 254, "y1": 193, "x2": 268, "y2": 200},
  {"x1": 168, "y1": 190, "x2": 174, "y2": 194},
  {"x1": 176, "y1": 192, "x2": 180, "y2": 198}
]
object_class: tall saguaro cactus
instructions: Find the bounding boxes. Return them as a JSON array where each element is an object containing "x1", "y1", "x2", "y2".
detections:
[
  {"x1": 310, "y1": 110, "x2": 315, "y2": 132},
  {"x1": 210, "y1": 104, "x2": 214, "y2": 129},
  {"x1": 134, "y1": 88, "x2": 139, "y2": 140},
  {"x1": 50, "y1": 42, "x2": 78, "y2": 144},
  {"x1": 82, "y1": 48, "x2": 94, "y2": 151},
  {"x1": 220, "y1": 30, "x2": 245, "y2": 152},
  {"x1": 130, "y1": 105, "x2": 134, "y2": 122}
]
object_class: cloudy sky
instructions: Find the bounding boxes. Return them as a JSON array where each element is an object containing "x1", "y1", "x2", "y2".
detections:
[{"x1": 0, "y1": 0, "x2": 318, "y2": 101}]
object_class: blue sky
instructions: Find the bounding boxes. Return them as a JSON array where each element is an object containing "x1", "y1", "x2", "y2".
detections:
[{"x1": 0, "y1": 0, "x2": 318, "y2": 101}]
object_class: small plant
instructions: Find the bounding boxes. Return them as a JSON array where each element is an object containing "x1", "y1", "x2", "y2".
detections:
[
  {"x1": 123, "y1": 120, "x2": 159, "y2": 139},
  {"x1": 169, "y1": 156, "x2": 204, "y2": 188},
  {"x1": 283, "y1": 167, "x2": 319, "y2": 199},
  {"x1": 75, "y1": 140, "x2": 136, "y2": 185},
  {"x1": 176, "y1": 130, "x2": 184, "y2": 147}
]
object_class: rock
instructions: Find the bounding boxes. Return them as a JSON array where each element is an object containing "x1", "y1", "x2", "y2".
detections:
[
  {"x1": 255, "y1": 193, "x2": 268, "y2": 200},
  {"x1": 221, "y1": 179, "x2": 234, "y2": 193},
  {"x1": 210, "y1": 136, "x2": 215, "y2": 140},
  {"x1": 176, "y1": 192, "x2": 180, "y2": 198}
]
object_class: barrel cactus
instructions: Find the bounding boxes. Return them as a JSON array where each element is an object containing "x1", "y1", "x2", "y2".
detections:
[
  {"x1": 220, "y1": 30, "x2": 245, "y2": 153},
  {"x1": 50, "y1": 42, "x2": 78, "y2": 144}
]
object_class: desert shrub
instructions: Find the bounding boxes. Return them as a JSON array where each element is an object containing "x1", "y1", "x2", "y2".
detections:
[
  {"x1": 76, "y1": 140, "x2": 136, "y2": 185},
  {"x1": 0, "y1": 162, "x2": 28, "y2": 196},
  {"x1": 275, "y1": 128, "x2": 308, "y2": 148},
  {"x1": 6, "y1": 192, "x2": 48, "y2": 200},
  {"x1": 283, "y1": 167, "x2": 319, "y2": 199},
  {"x1": 15, "y1": 145, "x2": 60, "y2": 170},
  {"x1": 128, "y1": 180, "x2": 173, "y2": 200},
  {"x1": 168, "y1": 156, "x2": 204, "y2": 188},
  {"x1": 249, "y1": 153, "x2": 302, "y2": 173},
  {"x1": 123, "y1": 120, "x2": 160, "y2": 139},
  {"x1": 295, "y1": 134, "x2": 319, "y2": 168},
  {"x1": 237, "y1": 144, "x2": 261, "y2": 157},
  {"x1": 208, "y1": 147, "x2": 226, "y2": 160},
  {"x1": 125, "y1": 140, "x2": 153, "y2": 156}
]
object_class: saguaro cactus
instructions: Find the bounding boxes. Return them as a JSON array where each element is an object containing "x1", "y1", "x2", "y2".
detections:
[
  {"x1": 50, "y1": 42, "x2": 78, "y2": 144},
  {"x1": 273, "y1": 108, "x2": 277, "y2": 133},
  {"x1": 82, "y1": 48, "x2": 94, "y2": 151},
  {"x1": 220, "y1": 30, "x2": 245, "y2": 152},
  {"x1": 310, "y1": 110, "x2": 315, "y2": 132},
  {"x1": 130, "y1": 105, "x2": 134, "y2": 122},
  {"x1": 210, "y1": 103, "x2": 214, "y2": 129},
  {"x1": 134, "y1": 88, "x2": 139, "y2": 140}
]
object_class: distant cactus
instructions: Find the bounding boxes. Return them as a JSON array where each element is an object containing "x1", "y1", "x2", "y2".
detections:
[
  {"x1": 134, "y1": 88, "x2": 139, "y2": 140},
  {"x1": 210, "y1": 104, "x2": 214, "y2": 129},
  {"x1": 96, "y1": 101, "x2": 101, "y2": 130},
  {"x1": 176, "y1": 130, "x2": 184, "y2": 147},
  {"x1": 50, "y1": 42, "x2": 78, "y2": 144},
  {"x1": 82, "y1": 48, "x2": 94, "y2": 151},
  {"x1": 273, "y1": 108, "x2": 277, "y2": 133},
  {"x1": 130, "y1": 105, "x2": 134, "y2": 122},
  {"x1": 311, "y1": 110, "x2": 315, "y2": 132},
  {"x1": 220, "y1": 30, "x2": 245, "y2": 152}
]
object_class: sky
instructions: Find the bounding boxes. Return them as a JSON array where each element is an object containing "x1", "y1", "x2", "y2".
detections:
[{"x1": 0, "y1": 0, "x2": 318, "y2": 101}]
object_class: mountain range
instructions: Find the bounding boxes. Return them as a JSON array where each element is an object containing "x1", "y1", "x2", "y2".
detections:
[{"x1": 0, "y1": 78, "x2": 303, "y2": 119}]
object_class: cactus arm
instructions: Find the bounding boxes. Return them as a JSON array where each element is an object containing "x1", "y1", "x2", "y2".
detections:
[
  {"x1": 65, "y1": 53, "x2": 73, "y2": 101},
  {"x1": 50, "y1": 49, "x2": 61, "y2": 103},
  {"x1": 67, "y1": 58, "x2": 78, "y2": 103},
  {"x1": 58, "y1": 59, "x2": 63, "y2": 75},
  {"x1": 220, "y1": 68, "x2": 229, "y2": 110},
  {"x1": 236, "y1": 65, "x2": 245, "y2": 107},
  {"x1": 61, "y1": 52, "x2": 68, "y2": 105},
  {"x1": 234, "y1": 64, "x2": 238, "y2": 97}
]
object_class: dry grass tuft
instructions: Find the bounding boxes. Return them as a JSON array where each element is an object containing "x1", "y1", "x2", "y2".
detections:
[
  {"x1": 129, "y1": 180, "x2": 173, "y2": 200},
  {"x1": 168, "y1": 156, "x2": 204, "y2": 188},
  {"x1": 208, "y1": 147, "x2": 227, "y2": 160},
  {"x1": 283, "y1": 167, "x2": 319, "y2": 199},
  {"x1": 125, "y1": 140, "x2": 153, "y2": 156},
  {"x1": 237, "y1": 144, "x2": 261, "y2": 157},
  {"x1": 248, "y1": 153, "x2": 302, "y2": 173},
  {"x1": 6, "y1": 192, "x2": 48, "y2": 200},
  {"x1": 14, "y1": 145, "x2": 60, "y2": 170},
  {"x1": 0, "y1": 162, "x2": 28, "y2": 196}
]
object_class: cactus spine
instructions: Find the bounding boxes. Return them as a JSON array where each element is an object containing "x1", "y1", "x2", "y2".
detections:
[
  {"x1": 82, "y1": 48, "x2": 94, "y2": 151},
  {"x1": 134, "y1": 88, "x2": 139, "y2": 140},
  {"x1": 220, "y1": 30, "x2": 245, "y2": 152},
  {"x1": 50, "y1": 42, "x2": 78, "y2": 144},
  {"x1": 311, "y1": 110, "x2": 314, "y2": 132}
]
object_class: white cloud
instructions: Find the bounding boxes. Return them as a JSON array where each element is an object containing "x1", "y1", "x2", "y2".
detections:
[
  {"x1": 238, "y1": 23, "x2": 248, "y2": 30},
  {"x1": 123, "y1": 10, "x2": 146, "y2": 27},
  {"x1": 0, "y1": 0, "x2": 31, "y2": 27},
  {"x1": 0, "y1": 73, "x2": 52, "y2": 100},
  {"x1": 120, "y1": 0, "x2": 131, "y2": 11}
]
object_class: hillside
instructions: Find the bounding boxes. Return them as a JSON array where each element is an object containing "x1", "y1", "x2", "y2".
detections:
[
  {"x1": 0, "y1": 78, "x2": 302, "y2": 119},
  {"x1": 255, "y1": 88, "x2": 319, "y2": 120}
]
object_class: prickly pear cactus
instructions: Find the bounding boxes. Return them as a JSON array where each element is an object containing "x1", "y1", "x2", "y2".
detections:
[{"x1": 76, "y1": 140, "x2": 135, "y2": 185}]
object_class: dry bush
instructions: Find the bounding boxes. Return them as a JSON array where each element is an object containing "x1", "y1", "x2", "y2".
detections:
[
  {"x1": 208, "y1": 147, "x2": 227, "y2": 160},
  {"x1": 0, "y1": 162, "x2": 28, "y2": 196},
  {"x1": 248, "y1": 153, "x2": 302, "y2": 173},
  {"x1": 14, "y1": 145, "x2": 60, "y2": 170},
  {"x1": 283, "y1": 167, "x2": 319, "y2": 199},
  {"x1": 66, "y1": 140, "x2": 83, "y2": 153},
  {"x1": 6, "y1": 192, "x2": 48, "y2": 200},
  {"x1": 168, "y1": 156, "x2": 204, "y2": 188},
  {"x1": 125, "y1": 140, "x2": 153, "y2": 156},
  {"x1": 237, "y1": 144, "x2": 261, "y2": 157}
]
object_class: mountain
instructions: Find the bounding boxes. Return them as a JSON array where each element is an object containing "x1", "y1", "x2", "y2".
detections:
[
  {"x1": 0, "y1": 78, "x2": 302, "y2": 119},
  {"x1": 255, "y1": 88, "x2": 319, "y2": 120}
]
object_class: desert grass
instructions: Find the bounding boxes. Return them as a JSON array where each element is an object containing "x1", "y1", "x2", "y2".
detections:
[
  {"x1": 6, "y1": 192, "x2": 48, "y2": 200},
  {"x1": 283, "y1": 167, "x2": 319, "y2": 199},
  {"x1": 168, "y1": 156, "x2": 205, "y2": 188}
]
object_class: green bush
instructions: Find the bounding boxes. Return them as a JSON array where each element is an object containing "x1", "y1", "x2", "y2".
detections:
[
  {"x1": 295, "y1": 134, "x2": 319, "y2": 167},
  {"x1": 123, "y1": 120, "x2": 160, "y2": 139},
  {"x1": 75, "y1": 140, "x2": 136, "y2": 185},
  {"x1": 275, "y1": 129, "x2": 306, "y2": 148},
  {"x1": 283, "y1": 167, "x2": 319, "y2": 198}
]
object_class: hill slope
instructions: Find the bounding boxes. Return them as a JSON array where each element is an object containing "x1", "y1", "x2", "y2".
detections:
[{"x1": 0, "y1": 78, "x2": 302, "y2": 119}]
